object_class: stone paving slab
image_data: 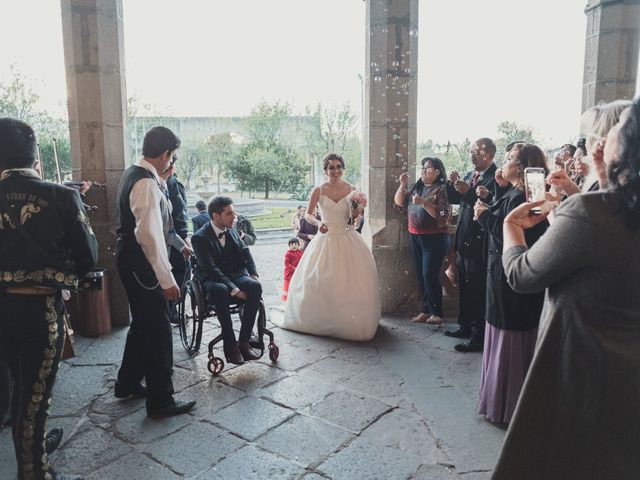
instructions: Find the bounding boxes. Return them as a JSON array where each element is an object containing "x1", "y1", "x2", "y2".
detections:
[
  {"x1": 256, "y1": 414, "x2": 353, "y2": 468},
  {"x1": 318, "y1": 436, "x2": 423, "y2": 480},
  {"x1": 303, "y1": 389, "x2": 391, "y2": 433},
  {"x1": 143, "y1": 420, "x2": 244, "y2": 477},
  {"x1": 257, "y1": 374, "x2": 334, "y2": 410},
  {"x1": 197, "y1": 444, "x2": 305, "y2": 480},
  {"x1": 211, "y1": 396, "x2": 294, "y2": 441},
  {"x1": 113, "y1": 405, "x2": 196, "y2": 444},
  {"x1": 50, "y1": 426, "x2": 132, "y2": 476},
  {"x1": 84, "y1": 452, "x2": 181, "y2": 480}
]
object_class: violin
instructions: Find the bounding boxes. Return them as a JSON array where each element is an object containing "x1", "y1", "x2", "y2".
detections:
[{"x1": 63, "y1": 181, "x2": 106, "y2": 213}]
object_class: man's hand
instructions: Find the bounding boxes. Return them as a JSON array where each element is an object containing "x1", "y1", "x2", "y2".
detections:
[
  {"x1": 163, "y1": 285, "x2": 180, "y2": 301},
  {"x1": 235, "y1": 290, "x2": 248, "y2": 301},
  {"x1": 475, "y1": 185, "x2": 490, "y2": 199},
  {"x1": 250, "y1": 274, "x2": 259, "y2": 280},
  {"x1": 319, "y1": 224, "x2": 329, "y2": 234},
  {"x1": 412, "y1": 194, "x2": 424, "y2": 206},
  {"x1": 181, "y1": 245, "x2": 193, "y2": 259},
  {"x1": 449, "y1": 170, "x2": 460, "y2": 183},
  {"x1": 454, "y1": 179, "x2": 470, "y2": 194}
]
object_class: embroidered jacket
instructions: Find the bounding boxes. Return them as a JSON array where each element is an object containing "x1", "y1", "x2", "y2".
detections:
[{"x1": 0, "y1": 169, "x2": 98, "y2": 290}]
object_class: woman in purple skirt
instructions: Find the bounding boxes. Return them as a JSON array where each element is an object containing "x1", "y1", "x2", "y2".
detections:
[{"x1": 473, "y1": 143, "x2": 548, "y2": 424}]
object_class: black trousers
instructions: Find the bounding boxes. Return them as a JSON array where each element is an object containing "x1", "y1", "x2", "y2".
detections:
[
  {"x1": 202, "y1": 275, "x2": 262, "y2": 348},
  {"x1": 456, "y1": 253, "x2": 487, "y2": 342},
  {"x1": 169, "y1": 246, "x2": 192, "y2": 320},
  {"x1": 116, "y1": 258, "x2": 174, "y2": 410},
  {"x1": 0, "y1": 292, "x2": 64, "y2": 480},
  {"x1": 410, "y1": 232, "x2": 450, "y2": 317}
]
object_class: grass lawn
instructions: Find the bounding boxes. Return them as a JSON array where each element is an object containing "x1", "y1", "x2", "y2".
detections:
[{"x1": 251, "y1": 207, "x2": 295, "y2": 229}]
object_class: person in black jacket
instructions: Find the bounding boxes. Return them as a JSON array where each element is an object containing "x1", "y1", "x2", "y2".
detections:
[
  {"x1": 192, "y1": 200, "x2": 209, "y2": 233},
  {"x1": 0, "y1": 117, "x2": 98, "y2": 480},
  {"x1": 445, "y1": 138, "x2": 497, "y2": 352},
  {"x1": 166, "y1": 173, "x2": 191, "y2": 323},
  {"x1": 191, "y1": 196, "x2": 261, "y2": 365}
]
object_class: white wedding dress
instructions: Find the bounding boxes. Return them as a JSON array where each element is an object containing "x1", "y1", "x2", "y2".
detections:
[{"x1": 271, "y1": 195, "x2": 381, "y2": 341}]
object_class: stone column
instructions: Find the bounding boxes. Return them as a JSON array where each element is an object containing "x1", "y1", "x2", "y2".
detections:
[
  {"x1": 61, "y1": 0, "x2": 130, "y2": 325},
  {"x1": 365, "y1": 0, "x2": 420, "y2": 314},
  {"x1": 582, "y1": 0, "x2": 640, "y2": 111}
]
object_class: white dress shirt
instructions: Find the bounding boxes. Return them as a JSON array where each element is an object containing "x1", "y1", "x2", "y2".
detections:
[{"x1": 129, "y1": 158, "x2": 184, "y2": 289}]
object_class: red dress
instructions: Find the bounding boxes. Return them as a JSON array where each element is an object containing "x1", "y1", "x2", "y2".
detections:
[{"x1": 282, "y1": 249, "x2": 303, "y2": 300}]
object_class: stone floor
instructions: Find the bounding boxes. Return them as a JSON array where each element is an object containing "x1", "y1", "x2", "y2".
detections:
[{"x1": 0, "y1": 243, "x2": 505, "y2": 480}]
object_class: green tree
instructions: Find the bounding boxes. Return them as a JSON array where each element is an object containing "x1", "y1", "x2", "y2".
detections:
[
  {"x1": 203, "y1": 132, "x2": 238, "y2": 194},
  {"x1": 495, "y1": 121, "x2": 537, "y2": 156},
  {"x1": 0, "y1": 65, "x2": 71, "y2": 181},
  {"x1": 306, "y1": 103, "x2": 362, "y2": 184},
  {"x1": 226, "y1": 101, "x2": 309, "y2": 199}
]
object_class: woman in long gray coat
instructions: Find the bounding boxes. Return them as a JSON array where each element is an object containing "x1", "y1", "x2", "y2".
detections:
[{"x1": 492, "y1": 99, "x2": 640, "y2": 480}]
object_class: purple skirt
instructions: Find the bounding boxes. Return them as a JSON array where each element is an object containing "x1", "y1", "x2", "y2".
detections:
[{"x1": 478, "y1": 323, "x2": 537, "y2": 424}]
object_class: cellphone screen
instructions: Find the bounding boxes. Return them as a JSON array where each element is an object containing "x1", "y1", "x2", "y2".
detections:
[{"x1": 525, "y1": 169, "x2": 546, "y2": 203}]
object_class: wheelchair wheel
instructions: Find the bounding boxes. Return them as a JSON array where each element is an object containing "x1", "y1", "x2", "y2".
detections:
[
  {"x1": 268, "y1": 343, "x2": 279, "y2": 362},
  {"x1": 207, "y1": 357, "x2": 224, "y2": 375},
  {"x1": 178, "y1": 282, "x2": 203, "y2": 355}
]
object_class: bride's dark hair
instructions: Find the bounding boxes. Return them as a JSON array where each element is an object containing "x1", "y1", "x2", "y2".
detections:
[
  {"x1": 608, "y1": 98, "x2": 640, "y2": 231},
  {"x1": 323, "y1": 153, "x2": 345, "y2": 171}
]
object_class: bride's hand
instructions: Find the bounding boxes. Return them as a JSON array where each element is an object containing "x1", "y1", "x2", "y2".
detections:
[{"x1": 319, "y1": 224, "x2": 329, "y2": 234}]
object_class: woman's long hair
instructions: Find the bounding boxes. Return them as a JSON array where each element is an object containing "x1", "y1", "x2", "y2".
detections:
[
  {"x1": 608, "y1": 98, "x2": 640, "y2": 231},
  {"x1": 511, "y1": 143, "x2": 549, "y2": 189},
  {"x1": 410, "y1": 157, "x2": 447, "y2": 194}
]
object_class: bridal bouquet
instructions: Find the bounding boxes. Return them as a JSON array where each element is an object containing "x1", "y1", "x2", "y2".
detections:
[{"x1": 347, "y1": 190, "x2": 368, "y2": 209}]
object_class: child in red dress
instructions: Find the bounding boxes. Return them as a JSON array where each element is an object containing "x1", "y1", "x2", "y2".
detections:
[{"x1": 282, "y1": 238, "x2": 303, "y2": 301}]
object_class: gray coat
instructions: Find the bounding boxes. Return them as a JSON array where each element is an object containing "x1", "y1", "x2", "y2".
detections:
[{"x1": 492, "y1": 191, "x2": 640, "y2": 480}]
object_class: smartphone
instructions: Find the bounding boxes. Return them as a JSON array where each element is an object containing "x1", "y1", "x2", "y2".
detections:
[
  {"x1": 162, "y1": 155, "x2": 177, "y2": 174},
  {"x1": 524, "y1": 167, "x2": 546, "y2": 214}
]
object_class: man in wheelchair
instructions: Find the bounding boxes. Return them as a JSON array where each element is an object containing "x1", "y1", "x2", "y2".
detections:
[{"x1": 191, "y1": 196, "x2": 262, "y2": 365}]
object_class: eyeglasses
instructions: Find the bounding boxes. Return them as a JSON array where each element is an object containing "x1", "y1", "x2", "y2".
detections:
[{"x1": 327, "y1": 165, "x2": 343, "y2": 171}]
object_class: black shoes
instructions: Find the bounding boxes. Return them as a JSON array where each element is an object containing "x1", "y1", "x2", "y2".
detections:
[
  {"x1": 454, "y1": 340, "x2": 484, "y2": 353},
  {"x1": 147, "y1": 400, "x2": 196, "y2": 419},
  {"x1": 238, "y1": 342, "x2": 260, "y2": 361},
  {"x1": 224, "y1": 345, "x2": 245, "y2": 365},
  {"x1": 114, "y1": 382, "x2": 148, "y2": 399},
  {"x1": 444, "y1": 327, "x2": 472, "y2": 339},
  {"x1": 45, "y1": 427, "x2": 63, "y2": 454}
]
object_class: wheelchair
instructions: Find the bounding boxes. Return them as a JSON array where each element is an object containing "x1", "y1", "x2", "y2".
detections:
[{"x1": 176, "y1": 269, "x2": 279, "y2": 375}]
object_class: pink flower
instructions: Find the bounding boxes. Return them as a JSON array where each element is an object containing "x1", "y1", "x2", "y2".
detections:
[{"x1": 347, "y1": 190, "x2": 368, "y2": 209}]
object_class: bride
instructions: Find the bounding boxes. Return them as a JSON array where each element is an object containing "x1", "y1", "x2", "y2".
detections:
[{"x1": 271, "y1": 153, "x2": 381, "y2": 341}]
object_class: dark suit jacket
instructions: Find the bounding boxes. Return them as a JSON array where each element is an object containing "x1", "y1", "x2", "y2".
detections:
[
  {"x1": 191, "y1": 211, "x2": 210, "y2": 233},
  {"x1": 167, "y1": 175, "x2": 188, "y2": 240},
  {"x1": 446, "y1": 163, "x2": 497, "y2": 259},
  {"x1": 191, "y1": 223, "x2": 258, "y2": 291}
]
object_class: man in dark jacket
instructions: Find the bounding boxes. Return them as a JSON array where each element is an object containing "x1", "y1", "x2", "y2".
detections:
[
  {"x1": 192, "y1": 200, "x2": 209, "y2": 233},
  {"x1": 445, "y1": 138, "x2": 497, "y2": 352},
  {"x1": 166, "y1": 173, "x2": 191, "y2": 322},
  {"x1": 191, "y1": 196, "x2": 261, "y2": 365},
  {"x1": 235, "y1": 214, "x2": 256, "y2": 246},
  {"x1": 0, "y1": 117, "x2": 98, "y2": 480}
]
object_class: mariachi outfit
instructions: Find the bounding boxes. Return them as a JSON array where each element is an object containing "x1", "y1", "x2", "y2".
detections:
[
  {"x1": 115, "y1": 159, "x2": 185, "y2": 412},
  {"x1": 0, "y1": 168, "x2": 97, "y2": 480}
]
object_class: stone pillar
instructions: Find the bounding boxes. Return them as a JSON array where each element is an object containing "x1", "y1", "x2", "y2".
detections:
[
  {"x1": 61, "y1": 0, "x2": 130, "y2": 325},
  {"x1": 365, "y1": 0, "x2": 420, "y2": 314},
  {"x1": 582, "y1": 0, "x2": 640, "y2": 111}
]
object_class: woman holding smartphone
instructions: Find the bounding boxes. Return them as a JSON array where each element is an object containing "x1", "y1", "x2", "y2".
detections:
[{"x1": 472, "y1": 142, "x2": 548, "y2": 424}]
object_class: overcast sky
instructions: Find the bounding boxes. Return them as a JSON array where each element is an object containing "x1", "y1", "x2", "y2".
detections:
[{"x1": 2, "y1": 0, "x2": 638, "y2": 147}]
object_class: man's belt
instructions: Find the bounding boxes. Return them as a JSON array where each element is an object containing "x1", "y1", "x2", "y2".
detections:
[{"x1": 5, "y1": 286, "x2": 58, "y2": 295}]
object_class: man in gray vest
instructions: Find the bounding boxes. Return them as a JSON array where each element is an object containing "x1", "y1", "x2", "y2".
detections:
[{"x1": 114, "y1": 126, "x2": 195, "y2": 417}]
